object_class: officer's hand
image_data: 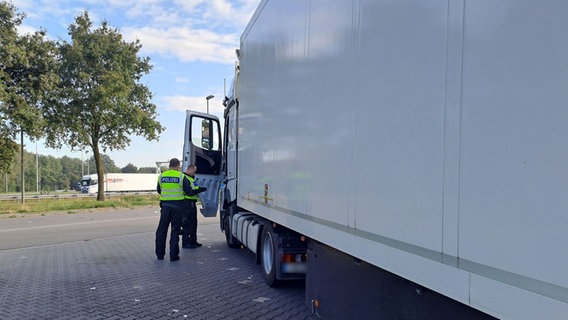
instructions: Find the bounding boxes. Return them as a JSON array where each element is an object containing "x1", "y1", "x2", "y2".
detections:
[{"x1": 199, "y1": 187, "x2": 207, "y2": 192}]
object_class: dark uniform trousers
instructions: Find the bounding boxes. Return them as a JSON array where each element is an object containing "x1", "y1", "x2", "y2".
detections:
[
  {"x1": 182, "y1": 200, "x2": 198, "y2": 246},
  {"x1": 155, "y1": 204, "x2": 183, "y2": 259}
]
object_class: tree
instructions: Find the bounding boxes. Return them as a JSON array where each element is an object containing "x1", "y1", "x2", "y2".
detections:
[
  {"x1": 43, "y1": 12, "x2": 164, "y2": 201},
  {"x1": 122, "y1": 163, "x2": 138, "y2": 173},
  {"x1": 0, "y1": 1, "x2": 22, "y2": 173},
  {"x1": 86, "y1": 154, "x2": 120, "y2": 174},
  {"x1": 39, "y1": 155, "x2": 63, "y2": 191},
  {"x1": 9, "y1": 146, "x2": 35, "y2": 192},
  {"x1": 0, "y1": 149, "x2": 127, "y2": 194},
  {"x1": 0, "y1": 1, "x2": 59, "y2": 201},
  {"x1": 0, "y1": 136, "x2": 17, "y2": 173},
  {"x1": 138, "y1": 166, "x2": 156, "y2": 173},
  {"x1": 60, "y1": 155, "x2": 82, "y2": 190}
]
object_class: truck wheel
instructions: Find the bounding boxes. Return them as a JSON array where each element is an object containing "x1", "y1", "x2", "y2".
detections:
[
  {"x1": 224, "y1": 204, "x2": 239, "y2": 248},
  {"x1": 261, "y1": 224, "x2": 280, "y2": 287}
]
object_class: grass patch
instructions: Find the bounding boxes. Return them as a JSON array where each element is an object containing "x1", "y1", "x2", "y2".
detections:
[{"x1": 0, "y1": 194, "x2": 160, "y2": 215}]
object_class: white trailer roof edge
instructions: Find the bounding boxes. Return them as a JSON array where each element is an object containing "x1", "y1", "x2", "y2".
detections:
[{"x1": 241, "y1": 0, "x2": 269, "y2": 44}]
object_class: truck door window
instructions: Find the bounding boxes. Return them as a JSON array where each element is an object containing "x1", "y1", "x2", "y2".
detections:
[
  {"x1": 190, "y1": 115, "x2": 222, "y2": 175},
  {"x1": 191, "y1": 117, "x2": 220, "y2": 151}
]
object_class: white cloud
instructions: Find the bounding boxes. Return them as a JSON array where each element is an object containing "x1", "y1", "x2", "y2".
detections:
[
  {"x1": 163, "y1": 95, "x2": 224, "y2": 114},
  {"x1": 120, "y1": 1, "x2": 175, "y2": 22},
  {"x1": 122, "y1": 26, "x2": 239, "y2": 64},
  {"x1": 175, "y1": 77, "x2": 191, "y2": 84},
  {"x1": 174, "y1": 0, "x2": 259, "y2": 29},
  {"x1": 210, "y1": 0, "x2": 234, "y2": 16},
  {"x1": 163, "y1": 96, "x2": 201, "y2": 111},
  {"x1": 103, "y1": 1, "x2": 253, "y2": 64},
  {"x1": 16, "y1": 24, "x2": 38, "y2": 35},
  {"x1": 13, "y1": 0, "x2": 259, "y2": 62},
  {"x1": 11, "y1": 0, "x2": 34, "y2": 11},
  {"x1": 173, "y1": 0, "x2": 207, "y2": 12}
]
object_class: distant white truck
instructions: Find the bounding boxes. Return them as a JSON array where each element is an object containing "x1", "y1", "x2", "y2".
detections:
[
  {"x1": 183, "y1": 1, "x2": 568, "y2": 319},
  {"x1": 80, "y1": 173, "x2": 158, "y2": 194}
]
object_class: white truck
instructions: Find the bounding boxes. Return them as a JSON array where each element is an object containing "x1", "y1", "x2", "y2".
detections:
[
  {"x1": 183, "y1": 1, "x2": 568, "y2": 319},
  {"x1": 80, "y1": 173, "x2": 158, "y2": 194}
]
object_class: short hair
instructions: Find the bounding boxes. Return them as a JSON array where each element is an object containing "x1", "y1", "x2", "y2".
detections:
[
  {"x1": 169, "y1": 158, "x2": 180, "y2": 168},
  {"x1": 187, "y1": 164, "x2": 196, "y2": 170}
]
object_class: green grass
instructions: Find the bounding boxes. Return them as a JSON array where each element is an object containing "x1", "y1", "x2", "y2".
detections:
[{"x1": 0, "y1": 194, "x2": 160, "y2": 215}]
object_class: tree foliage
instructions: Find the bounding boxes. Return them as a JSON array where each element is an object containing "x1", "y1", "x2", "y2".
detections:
[
  {"x1": 1, "y1": 148, "x2": 125, "y2": 193},
  {"x1": 0, "y1": 1, "x2": 21, "y2": 173},
  {"x1": 0, "y1": 1, "x2": 59, "y2": 183},
  {"x1": 4, "y1": 148, "x2": 73, "y2": 192},
  {"x1": 121, "y1": 163, "x2": 138, "y2": 173},
  {"x1": 0, "y1": 136, "x2": 17, "y2": 173},
  {"x1": 43, "y1": 12, "x2": 164, "y2": 201},
  {"x1": 85, "y1": 153, "x2": 120, "y2": 175},
  {"x1": 138, "y1": 167, "x2": 156, "y2": 173}
]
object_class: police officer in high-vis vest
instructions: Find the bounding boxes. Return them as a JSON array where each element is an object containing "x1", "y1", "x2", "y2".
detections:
[
  {"x1": 182, "y1": 164, "x2": 203, "y2": 248},
  {"x1": 155, "y1": 158, "x2": 206, "y2": 261}
]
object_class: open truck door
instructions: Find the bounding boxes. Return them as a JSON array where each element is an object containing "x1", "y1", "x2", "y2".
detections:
[{"x1": 183, "y1": 110, "x2": 223, "y2": 217}]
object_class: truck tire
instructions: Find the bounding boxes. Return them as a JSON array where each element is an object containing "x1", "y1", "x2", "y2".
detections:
[
  {"x1": 261, "y1": 224, "x2": 280, "y2": 287},
  {"x1": 224, "y1": 203, "x2": 239, "y2": 248}
]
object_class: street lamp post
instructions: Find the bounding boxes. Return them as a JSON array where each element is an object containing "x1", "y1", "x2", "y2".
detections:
[
  {"x1": 206, "y1": 95, "x2": 214, "y2": 114},
  {"x1": 36, "y1": 141, "x2": 39, "y2": 195},
  {"x1": 85, "y1": 152, "x2": 89, "y2": 175}
]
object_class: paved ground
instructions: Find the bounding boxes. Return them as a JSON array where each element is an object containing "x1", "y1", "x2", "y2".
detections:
[{"x1": 0, "y1": 207, "x2": 318, "y2": 320}]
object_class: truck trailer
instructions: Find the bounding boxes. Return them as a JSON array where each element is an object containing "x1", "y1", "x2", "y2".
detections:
[
  {"x1": 80, "y1": 173, "x2": 158, "y2": 194},
  {"x1": 183, "y1": 1, "x2": 568, "y2": 319}
]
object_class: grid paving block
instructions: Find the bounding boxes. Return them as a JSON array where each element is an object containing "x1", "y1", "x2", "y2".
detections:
[{"x1": 0, "y1": 220, "x2": 317, "y2": 320}]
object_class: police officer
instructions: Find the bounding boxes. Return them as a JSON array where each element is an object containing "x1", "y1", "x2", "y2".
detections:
[
  {"x1": 155, "y1": 158, "x2": 199, "y2": 261},
  {"x1": 182, "y1": 164, "x2": 206, "y2": 248}
]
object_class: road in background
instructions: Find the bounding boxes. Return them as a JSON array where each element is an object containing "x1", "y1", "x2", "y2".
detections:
[{"x1": 0, "y1": 206, "x2": 166, "y2": 250}]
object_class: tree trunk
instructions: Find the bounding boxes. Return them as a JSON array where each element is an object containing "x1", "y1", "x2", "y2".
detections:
[
  {"x1": 93, "y1": 142, "x2": 105, "y2": 201},
  {"x1": 20, "y1": 130, "x2": 25, "y2": 204}
]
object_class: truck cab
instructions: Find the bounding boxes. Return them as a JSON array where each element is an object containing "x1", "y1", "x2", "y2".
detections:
[{"x1": 80, "y1": 174, "x2": 97, "y2": 194}]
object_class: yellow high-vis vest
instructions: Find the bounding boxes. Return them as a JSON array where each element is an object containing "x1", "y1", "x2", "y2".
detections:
[
  {"x1": 159, "y1": 170, "x2": 185, "y2": 201},
  {"x1": 185, "y1": 175, "x2": 200, "y2": 201}
]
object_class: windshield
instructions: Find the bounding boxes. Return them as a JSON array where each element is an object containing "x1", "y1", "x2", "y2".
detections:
[{"x1": 81, "y1": 179, "x2": 96, "y2": 186}]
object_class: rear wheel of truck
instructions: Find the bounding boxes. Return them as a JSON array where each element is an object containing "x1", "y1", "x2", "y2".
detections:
[
  {"x1": 224, "y1": 203, "x2": 239, "y2": 248},
  {"x1": 261, "y1": 224, "x2": 280, "y2": 287}
]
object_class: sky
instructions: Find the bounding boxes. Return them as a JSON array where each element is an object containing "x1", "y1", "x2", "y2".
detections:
[{"x1": 13, "y1": 0, "x2": 261, "y2": 169}]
